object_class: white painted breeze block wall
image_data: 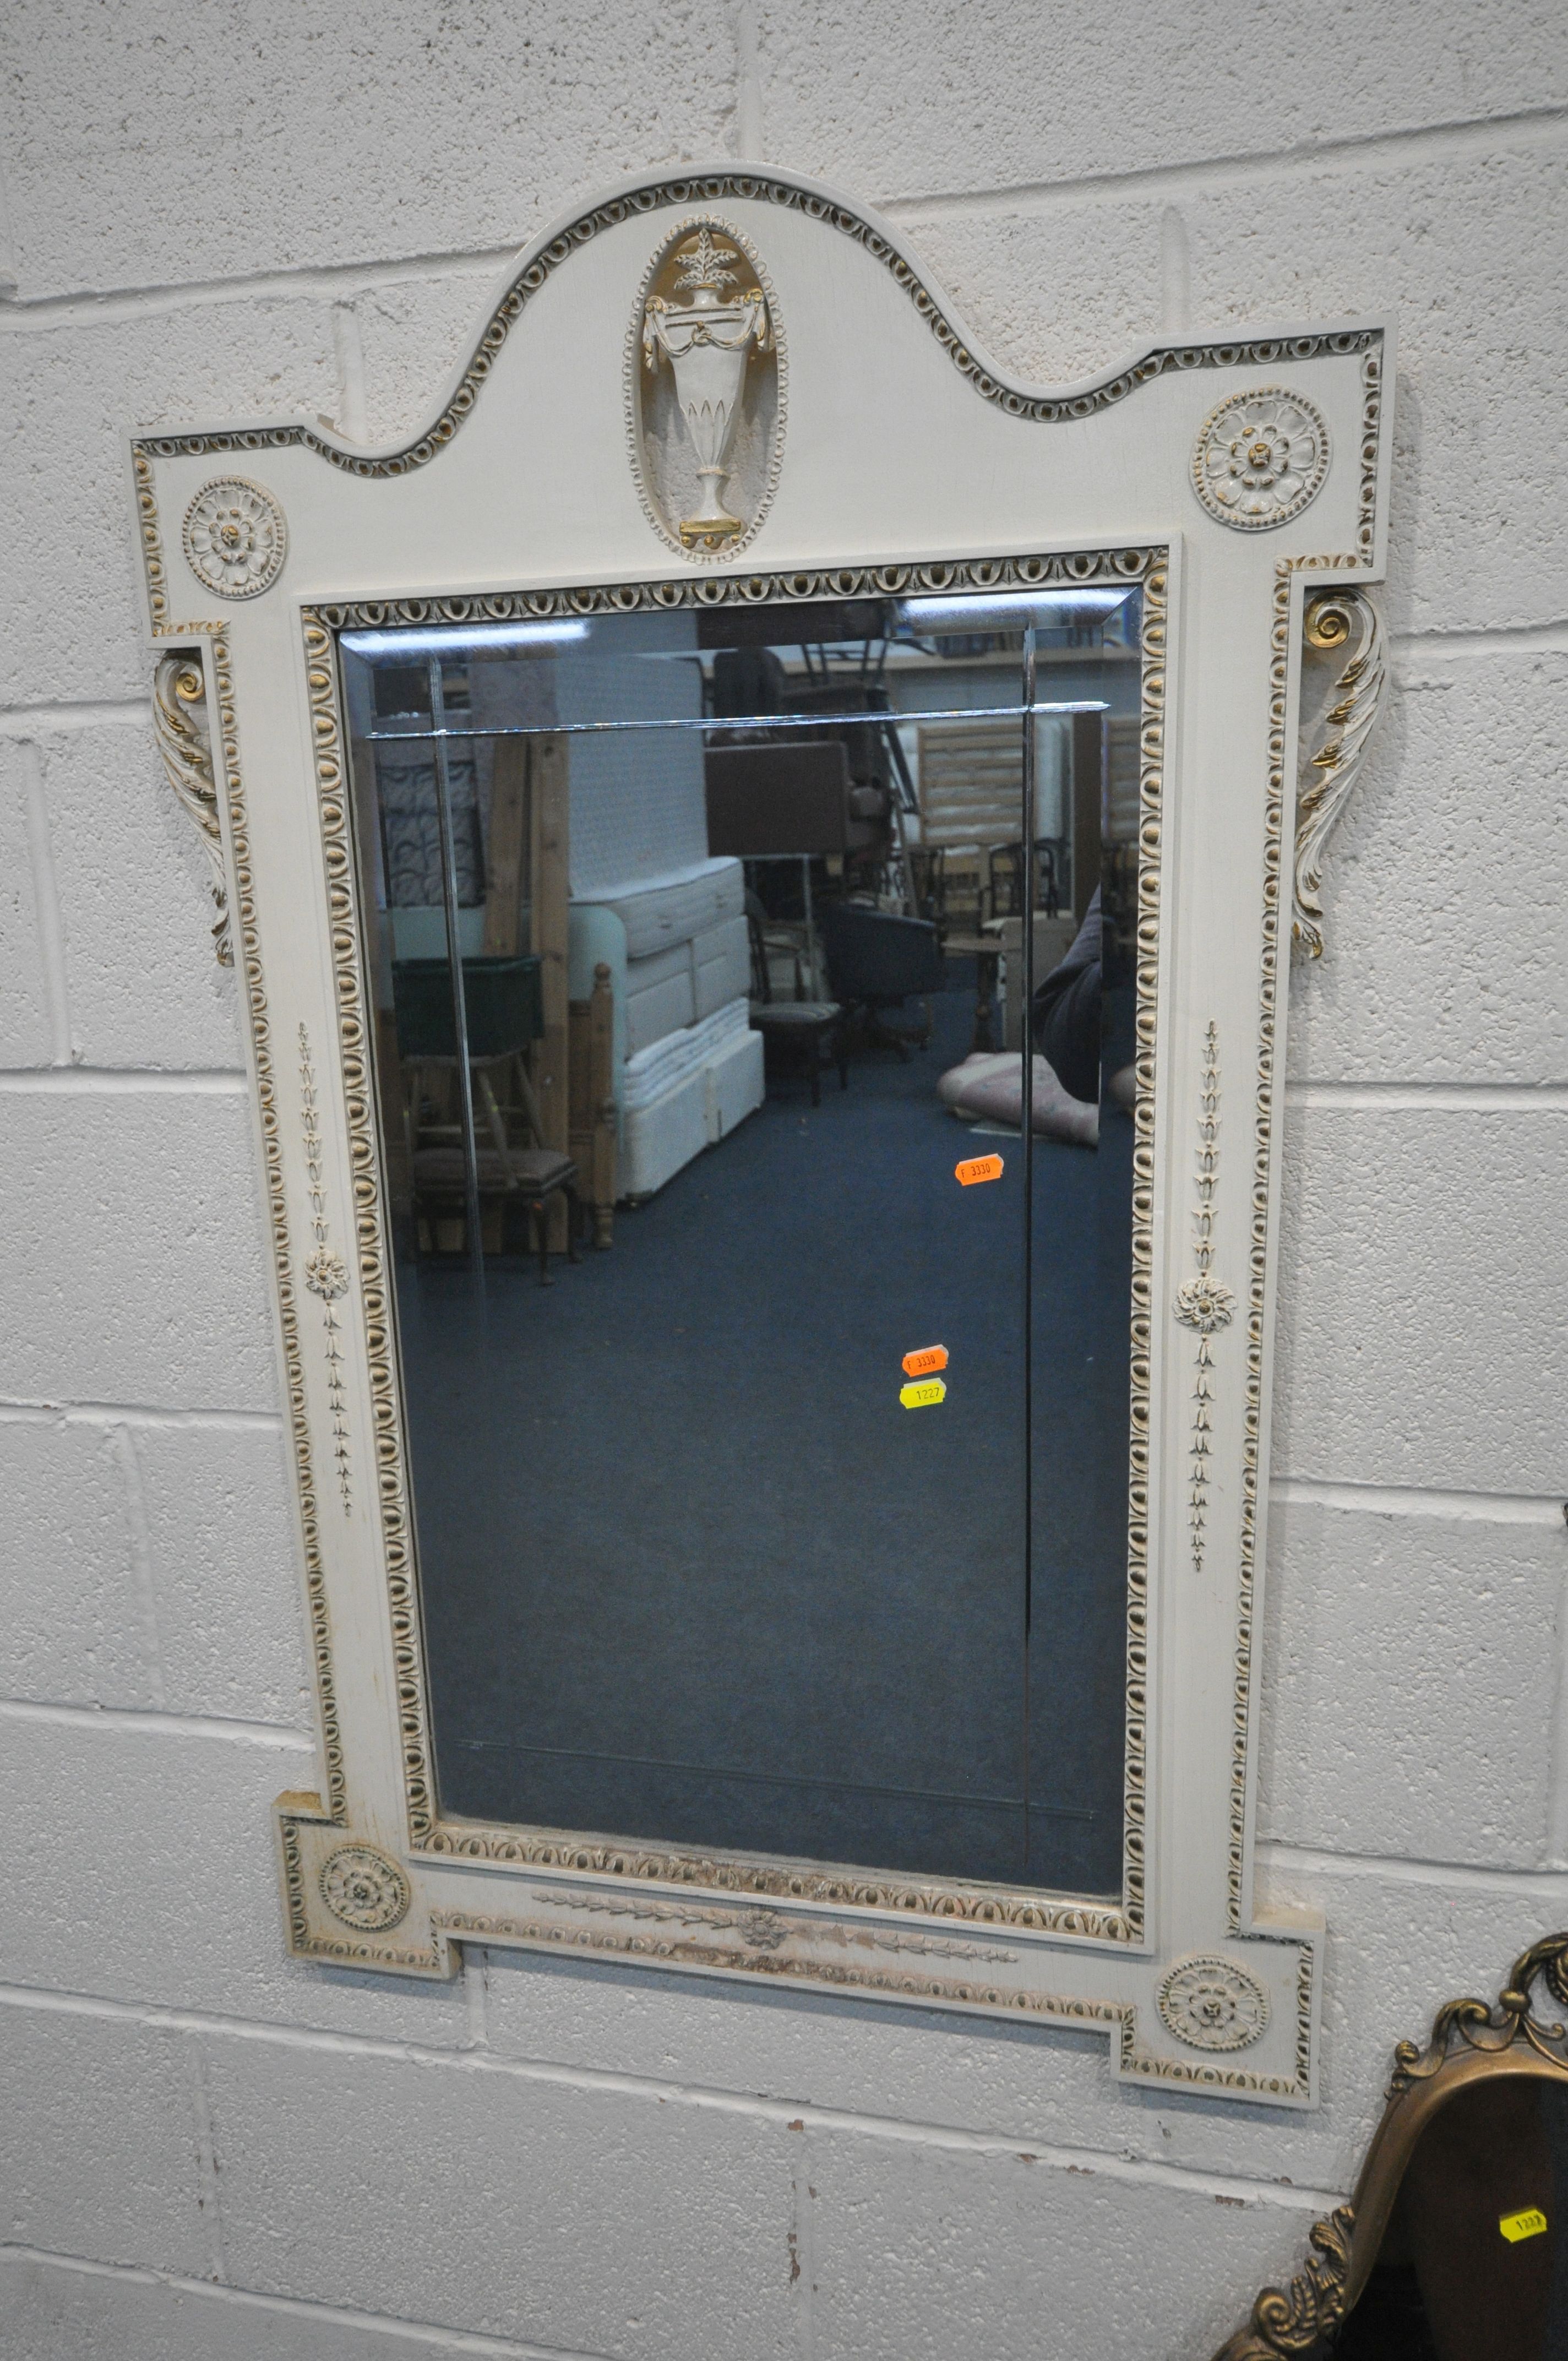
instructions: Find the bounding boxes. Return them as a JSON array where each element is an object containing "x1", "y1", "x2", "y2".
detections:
[{"x1": 2, "y1": 7, "x2": 1565, "y2": 2354}]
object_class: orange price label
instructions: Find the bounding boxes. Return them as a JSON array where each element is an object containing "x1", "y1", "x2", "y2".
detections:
[
  {"x1": 1500, "y1": 2208, "x2": 1548, "y2": 2244},
  {"x1": 955, "y1": 1154, "x2": 1004, "y2": 1187},
  {"x1": 901, "y1": 1345, "x2": 949, "y2": 1378},
  {"x1": 899, "y1": 1377, "x2": 948, "y2": 1411}
]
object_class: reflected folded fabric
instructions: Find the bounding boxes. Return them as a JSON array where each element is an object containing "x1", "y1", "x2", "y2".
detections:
[{"x1": 936, "y1": 1051, "x2": 1098, "y2": 1147}]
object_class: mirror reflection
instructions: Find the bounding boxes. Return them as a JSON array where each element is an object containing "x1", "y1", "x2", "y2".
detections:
[{"x1": 339, "y1": 579, "x2": 1144, "y2": 1894}]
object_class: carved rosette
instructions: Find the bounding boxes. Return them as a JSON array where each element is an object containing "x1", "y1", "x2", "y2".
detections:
[
  {"x1": 1158, "y1": 1954, "x2": 1270, "y2": 2051},
  {"x1": 183, "y1": 477, "x2": 288, "y2": 598},
  {"x1": 320, "y1": 1843, "x2": 411, "y2": 1932},
  {"x1": 1192, "y1": 389, "x2": 1329, "y2": 531}
]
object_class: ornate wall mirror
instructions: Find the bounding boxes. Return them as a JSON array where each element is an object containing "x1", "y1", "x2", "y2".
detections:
[
  {"x1": 1219, "y1": 1935, "x2": 1568, "y2": 2357},
  {"x1": 131, "y1": 166, "x2": 1391, "y2": 2103}
]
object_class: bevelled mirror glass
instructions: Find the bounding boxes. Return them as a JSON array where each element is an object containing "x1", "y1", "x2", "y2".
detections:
[{"x1": 337, "y1": 578, "x2": 1145, "y2": 1896}]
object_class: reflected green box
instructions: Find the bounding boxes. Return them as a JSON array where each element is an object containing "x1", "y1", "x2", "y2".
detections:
[{"x1": 391, "y1": 954, "x2": 543, "y2": 1059}]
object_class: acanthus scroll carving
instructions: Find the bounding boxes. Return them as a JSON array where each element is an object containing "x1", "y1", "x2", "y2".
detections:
[
  {"x1": 151, "y1": 653, "x2": 231, "y2": 966},
  {"x1": 1293, "y1": 589, "x2": 1387, "y2": 957}
]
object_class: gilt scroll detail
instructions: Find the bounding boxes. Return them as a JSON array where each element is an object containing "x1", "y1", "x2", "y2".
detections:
[
  {"x1": 1292, "y1": 590, "x2": 1387, "y2": 958},
  {"x1": 152, "y1": 652, "x2": 231, "y2": 966}
]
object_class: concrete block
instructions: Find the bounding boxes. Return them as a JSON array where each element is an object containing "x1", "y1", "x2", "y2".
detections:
[
  {"x1": 1, "y1": 297, "x2": 339, "y2": 708},
  {"x1": 887, "y1": 200, "x2": 1167, "y2": 389},
  {"x1": 348, "y1": 274, "x2": 504, "y2": 450},
  {"x1": 0, "y1": 742, "x2": 55, "y2": 1068},
  {"x1": 132, "y1": 1418, "x2": 309, "y2": 1726},
  {"x1": 480, "y1": 1936, "x2": 1347, "y2": 2205},
  {"x1": 0, "y1": 1085, "x2": 276, "y2": 1412},
  {"x1": 41, "y1": 723, "x2": 247, "y2": 1071},
  {"x1": 757, "y1": 1, "x2": 1568, "y2": 206},
  {"x1": 0, "y1": 1712, "x2": 471, "y2": 2047},
  {"x1": 0, "y1": 2, "x2": 739, "y2": 297},
  {"x1": 1182, "y1": 144, "x2": 1568, "y2": 635},
  {"x1": 1255, "y1": 1854, "x2": 1568, "y2": 2168},
  {"x1": 1271, "y1": 1099, "x2": 1567, "y2": 1493},
  {"x1": 0, "y1": 2004, "x2": 209, "y2": 2276},
  {"x1": 0, "y1": 1416, "x2": 149, "y2": 1707},
  {"x1": 0, "y1": 2253, "x2": 603, "y2": 2361},
  {"x1": 797, "y1": 2119, "x2": 1321, "y2": 2361},
  {"x1": 1258, "y1": 1497, "x2": 1561, "y2": 1865},
  {"x1": 1286, "y1": 652, "x2": 1568, "y2": 1084},
  {"x1": 202, "y1": 2032, "x2": 797, "y2": 2359}
]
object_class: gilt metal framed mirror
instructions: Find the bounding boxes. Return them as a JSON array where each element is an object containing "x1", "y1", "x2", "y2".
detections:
[
  {"x1": 130, "y1": 164, "x2": 1392, "y2": 2103},
  {"x1": 1218, "y1": 1935, "x2": 1568, "y2": 2354}
]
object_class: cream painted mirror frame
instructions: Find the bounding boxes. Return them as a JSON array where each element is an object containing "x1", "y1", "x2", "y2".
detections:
[{"x1": 129, "y1": 164, "x2": 1392, "y2": 2106}]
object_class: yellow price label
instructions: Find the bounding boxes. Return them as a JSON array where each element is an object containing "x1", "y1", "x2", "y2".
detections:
[
  {"x1": 900, "y1": 1377, "x2": 948, "y2": 1410},
  {"x1": 1500, "y1": 2207, "x2": 1548, "y2": 2244}
]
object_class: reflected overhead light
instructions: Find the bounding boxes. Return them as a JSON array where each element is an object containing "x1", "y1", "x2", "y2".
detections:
[
  {"x1": 898, "y1": 588, "x2": 1134, "y2": 630},
  {"x1": 339, "y1": 620, "x2": 590, "y2": 657}
]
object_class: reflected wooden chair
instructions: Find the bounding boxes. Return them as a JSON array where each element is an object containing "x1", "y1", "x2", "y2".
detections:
[
  {"x1": 745, "y1": 910, "x2": 847, "y2": 1107},
  {"x1": 407, "y1": 1139, "x2": 583, "y2": 1285}
]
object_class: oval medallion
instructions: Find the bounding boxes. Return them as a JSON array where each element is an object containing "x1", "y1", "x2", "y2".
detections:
[{"x1": 626, "y1": 216, "x2": 786, "y2": 561}]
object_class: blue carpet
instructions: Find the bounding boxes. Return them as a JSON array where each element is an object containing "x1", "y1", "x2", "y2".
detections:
[{"x1": 400, "y1": 987, "x2": 1130, "y2": 1896}]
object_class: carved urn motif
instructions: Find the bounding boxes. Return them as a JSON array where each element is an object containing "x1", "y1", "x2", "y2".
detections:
[{"x1": 628, "y1": 217, "x2": 784, "y2": 558}]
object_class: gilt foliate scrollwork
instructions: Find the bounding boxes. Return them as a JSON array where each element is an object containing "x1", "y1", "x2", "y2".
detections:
[
  {"x1": 1292, "y1": 589, "x2": 1387, "y2": 958},
  {"x1": 151, "y1": 652, "x2": 231, "y2": 965},
  {"x1": 1215, "y1": 2207, "x2": 1357, "y2": 2361},
  {"x1": 1213, "y1": 1934, "x2": 1568, "y2": 2358},
  {"x1": 1387, "y1": 1930, "x2": 1568, "y2": 2097}
]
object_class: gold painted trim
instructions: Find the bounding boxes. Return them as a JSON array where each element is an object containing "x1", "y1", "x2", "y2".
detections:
[
  {"x1": 298, "y1": 1024, "x2": 353, "y2": 1515},
  {"x1": 301, "y1": 623, "x2": 429, "y2": 1842},
  {"x1": 1214, "y1": 1935, "x2": 1568, "y2": 2358},
  {"x1": 151, "y1": 652, "x2": 232, "y2": 965},
  {"x1": 276, "y1": 1810, "x2": 443, "y2": 1973},
  {"x1": 1123, "y1": 1948, "x2": 1313, "y2": 2102},
  {"x1": 433, "y1": 1903, "x2": 1133, "y2": 2021},
  {"x1": 302, "y1": 545, "x2": 1163, "y2": 1945},
  {"x1": 128, "y1": 175, "x2": 1384, "y2": 632},
  {"x1": 1229, "y1": 550, "x2": 1362, "y2": 1934},
  {"x1": 1292, "y1": 589, "x2": 1387, "y2": 956},
  {"x1": 200, "y1": 628, "x2": 347, "y2": 1825},
  {"x1": 623, "y1": 212, "x2": 788, "y2": 563},
  {"x1": 1173, "y1": 1024, "x2": 1234, "y2": 1575}
]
